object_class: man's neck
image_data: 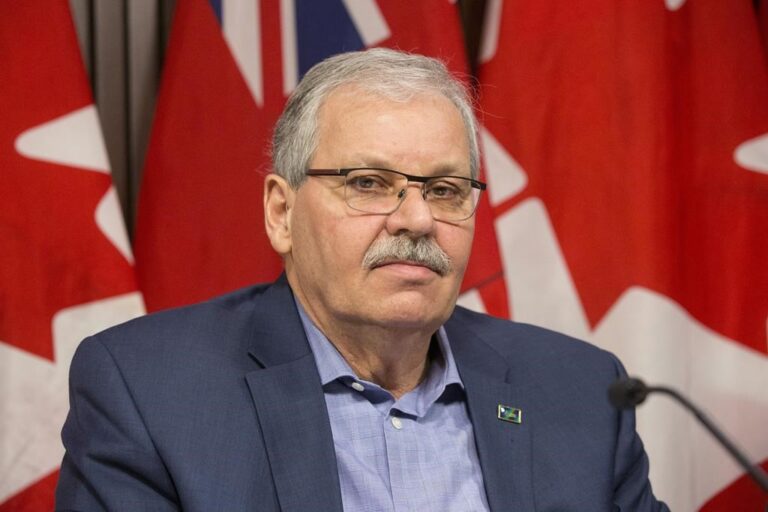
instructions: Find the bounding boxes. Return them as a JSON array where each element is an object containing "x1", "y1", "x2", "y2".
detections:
[
  {"x1": 328, "y1": 328, "x2": 435, "y2": 399},
  {"x1": 297, "y1": 301, "x2": 436, "y2": 399}
]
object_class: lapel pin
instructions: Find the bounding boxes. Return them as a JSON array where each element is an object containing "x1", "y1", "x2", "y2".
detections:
[{"x1": 497, "y1": 404, "x2": 522, "y2": 424}]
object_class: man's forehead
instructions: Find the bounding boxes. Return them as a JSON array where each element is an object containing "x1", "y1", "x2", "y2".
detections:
[
  {"x1": 316, "y1": 86, "x2": 468, "y2": 145},
  {"x1": 309, "y1": 83, "x2": 471, "y2": 178}
]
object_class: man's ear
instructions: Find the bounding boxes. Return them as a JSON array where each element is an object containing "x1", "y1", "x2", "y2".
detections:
[{"x1": 263, "y1": 173, "x2": 295, "y2": 256}]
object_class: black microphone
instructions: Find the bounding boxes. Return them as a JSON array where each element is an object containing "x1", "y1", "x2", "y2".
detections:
[
  {"x1": 609, "y1": 377, "x2": 768, "y2": 495},
  {"x1": 608, "y1": 377, "x2": 650, "y2": 408}
]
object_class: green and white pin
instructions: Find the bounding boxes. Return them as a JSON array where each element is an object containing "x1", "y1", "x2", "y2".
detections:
[{"x1": 497, "y1": 404, "x2": 522, "y2": 424}]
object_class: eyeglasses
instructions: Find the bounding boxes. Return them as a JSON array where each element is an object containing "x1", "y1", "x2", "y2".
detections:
[{"x1": 305, "y1": 167, "x2": 486, "y2": 222}]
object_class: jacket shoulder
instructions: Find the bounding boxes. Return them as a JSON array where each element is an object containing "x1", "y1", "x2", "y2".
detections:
[
  {"x1": 83, "y1": 281, "x2": 283, "y2": 356},
  {"x1": 448, "y1": 305, "x2": 620, "y2": 370}
]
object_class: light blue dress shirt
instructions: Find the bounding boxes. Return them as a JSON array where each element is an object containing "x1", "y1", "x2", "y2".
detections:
[{"x1": 297, "y1": 303, "x2": 491, "y2": 512}]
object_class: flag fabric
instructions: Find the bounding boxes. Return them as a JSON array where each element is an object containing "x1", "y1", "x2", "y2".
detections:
[
  {"x1": 0, "y1": 1, "x2": 145, "y2": 510},
  {"x1": 134, "y1": 0, "x2": 507, "y2": 317},
  {"x1": 477, "y1": 0, "x2": 768, "y2": 509}
]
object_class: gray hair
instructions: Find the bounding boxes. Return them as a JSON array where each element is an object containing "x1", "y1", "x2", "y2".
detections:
[{"x1": 271, "y1": 48, "x2": 479, "y2": 188}]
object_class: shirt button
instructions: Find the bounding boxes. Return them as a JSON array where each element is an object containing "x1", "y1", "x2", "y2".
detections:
[
  {"x1": 350, "y1": 381, "x2": 365, "y2": 392},
  {"x1": 391, "y1": 416, "x2": 403, "y2": 430}
]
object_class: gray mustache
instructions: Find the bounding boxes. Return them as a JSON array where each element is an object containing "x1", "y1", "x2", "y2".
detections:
[{"x1": 362, "y1": 236, "x2": 452, "y2": 276}]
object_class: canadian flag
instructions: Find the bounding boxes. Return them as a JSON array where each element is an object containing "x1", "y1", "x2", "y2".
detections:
[
  {"x1": 134, "y1": 0, "x2": 507, "y2": 316},
  {"x1": 478, "y1": 0, "x2": 768, "y2": 509},
  {"x1": 0, "y1": 2, "x2": 145, "y2": 510}
]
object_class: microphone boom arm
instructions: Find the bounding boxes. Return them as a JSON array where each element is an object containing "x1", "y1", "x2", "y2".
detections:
[{"x1": 610, "y1": 378, "x2": 768, "y2": 494}]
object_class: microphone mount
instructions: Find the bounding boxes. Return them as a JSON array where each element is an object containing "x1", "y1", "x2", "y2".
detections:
[{"x1": 609, "y1": 377, "x2": 768, "y2": 495}]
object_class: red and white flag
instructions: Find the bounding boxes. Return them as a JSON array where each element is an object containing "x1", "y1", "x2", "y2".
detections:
[
  {"x1": 478, "y1": 0, "x2": 768, "y2": 509},
  {"x1": 134, "y1": 0, "x2": 507, "y2": 316},
  {"x1": 0, "y1": 2, "x2": 144, "y2": 510}
]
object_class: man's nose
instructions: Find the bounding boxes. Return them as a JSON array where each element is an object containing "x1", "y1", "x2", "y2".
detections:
[{"x1": 385, "y1": 183, "x2": 435, "y2": 237}]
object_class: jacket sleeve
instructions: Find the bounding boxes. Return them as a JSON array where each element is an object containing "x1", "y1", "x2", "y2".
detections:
[
  {"x1": 55, "y1": 336, "x2": 179, "y2": 511},
  {"x1": 609, "y1": 353, "x2": 671, "y2": 512}
]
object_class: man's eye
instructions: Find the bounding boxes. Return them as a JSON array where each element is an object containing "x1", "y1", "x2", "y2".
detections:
[
  {"x1": 349, "y1": 175, "x2": 387, "y2": 191},
  {"x1": 427, "y1": 182, "x2": 460, "y2": 199}
]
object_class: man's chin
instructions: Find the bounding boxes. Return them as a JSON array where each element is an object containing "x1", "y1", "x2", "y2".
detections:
[{"x1": 363, "y1": 292, "x2": 455, "y2": 329}]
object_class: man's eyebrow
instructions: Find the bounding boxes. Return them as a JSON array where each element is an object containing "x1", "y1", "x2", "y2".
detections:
[
  {"x1": 347, "y1": 159, "x2": 470, "y2": 177},
  {"x1": 430, "y1": 164, "x2": 470, "y2": 177},
  {"x1": 349, "y1": 157, "x2": 391, "y2": 169}
]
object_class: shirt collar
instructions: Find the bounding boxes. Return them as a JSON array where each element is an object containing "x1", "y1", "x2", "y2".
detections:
[
  {"x1": 295, "y1": 299, "x2": 356, "y2": 386},
  {"x1": 295, "y1": 298, "x2": 464, "y2": 411}
]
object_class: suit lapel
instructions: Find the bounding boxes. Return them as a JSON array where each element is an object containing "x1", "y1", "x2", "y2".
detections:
[
  {"x1": 446, "y1": 317, "x2": 536, "y2": 512},
  {"x1": 245, "y1": 356, "x2": 342, "y2": 512},
  {"x1": 244, "y1": 277, "x2": 343, "y2": 512}
]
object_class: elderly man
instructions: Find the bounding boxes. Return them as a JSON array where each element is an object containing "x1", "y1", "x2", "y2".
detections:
[{"x1": 56, "y1": 49, "x2": 668, "y2": 511}]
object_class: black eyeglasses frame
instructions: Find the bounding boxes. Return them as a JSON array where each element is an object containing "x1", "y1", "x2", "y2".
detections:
[
  {"x1": 304, "y1": 167, "x2": 486, "y2": 221},
  {"x1": 305, "y1": 168, "x2": 486, "y2": 191}
]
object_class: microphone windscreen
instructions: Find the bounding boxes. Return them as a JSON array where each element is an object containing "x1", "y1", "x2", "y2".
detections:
[{"x1": 608, "y1": 377, "x2": 648, "y2": 409}]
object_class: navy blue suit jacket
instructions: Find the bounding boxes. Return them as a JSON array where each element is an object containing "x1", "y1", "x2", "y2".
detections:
[{"x1": 56, "y1": 277, "x2": 668, "y2": 511}]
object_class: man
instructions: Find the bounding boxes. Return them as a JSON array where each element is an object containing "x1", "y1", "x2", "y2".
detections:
[{"x1": 56, "y1": 49, "x2": 669, "y2": 511}]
